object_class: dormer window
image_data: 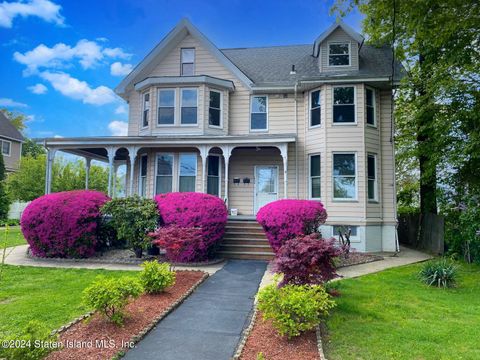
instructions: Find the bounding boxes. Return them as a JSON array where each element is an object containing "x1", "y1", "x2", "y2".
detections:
[
  {"x1": 181, "y1": 48, "x2": 195, "y2": 76},
  {"x1": 328, "y1": 43, "x2": 350, "y2": 66}
]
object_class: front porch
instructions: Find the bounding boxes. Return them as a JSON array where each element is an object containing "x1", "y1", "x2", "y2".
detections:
[{"x1": 42, "y1": 135, "x2": 296, "y2": 215}]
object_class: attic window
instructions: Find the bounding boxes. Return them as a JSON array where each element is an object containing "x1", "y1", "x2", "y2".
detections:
[
  {"x1": 181, "y1": 48, "x2": 195, "y2": 76},
  {"x1": 328, "y1": 43, "x2": 350, "y2": 66}
]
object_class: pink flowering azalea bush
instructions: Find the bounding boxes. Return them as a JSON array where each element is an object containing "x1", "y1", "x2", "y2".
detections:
[
  {"x1": 21, "y1": 190, "x2": 110, "y2": 258},
  {"x1": 154, "y1": 192, "x2": 228, "y2": 261},
  {"x1": 274, "y1": 233, "x2": 342, "y2": 286},
  {"x1": 256, "y1": 199, "x2": 327, "y2": 252}
]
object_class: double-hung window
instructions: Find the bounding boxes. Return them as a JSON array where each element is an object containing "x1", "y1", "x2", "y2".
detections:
[
  {"x1": 207, "y1": 155, "x2": 220, "y2": 196},
  {"x1": 309, "y1": 154, "x2": 321, "y2": 199},
  {"x1": 180, "y1": 48, "x2": 195, "y2": 76},
  {"x1": 156, "y1": 154, "x2": 173, "y2": 194},
  {"x1": 333, "y1": 86, "x2": 355, "y2": 123},
  {"x1": 333, "y1": 153, "x2": 357, "y2": 200},
  {"x1": 209, "y1": 90, "x2": 222, "y2": 127},
  {"x1": 329, "y1": 43, "x2": 350, "y2": 66},
  {"x1": 366, "y1": 88, "x2": 376, "y2": 126},
  {"x1": 158, "y1": 89, "x2": 175, "y2": 125},
  {"x1": 139, "y1": 155, "x2": 148, "y2": 197},
  {"x1": 1, "y1": 140, "x2": 11, "y2": 156},
  {"x1": 181, "y1": 88, "x2": 198, "y2": 125},
  {"x1": 310, "y1": 90, "x2": 321, "y2": 127},
  {"x1": 179, "y1": 154, "x2": 197, "y2": 192},
  {"x1": 142, "y1": 92, "x2": 150, "y2": 128},
  {"x1": 250, "y1": 96, "x2": 267, "y2": 131},
  {"x1": 368, "y1": 154, "x2": 378, "y2": 201}
]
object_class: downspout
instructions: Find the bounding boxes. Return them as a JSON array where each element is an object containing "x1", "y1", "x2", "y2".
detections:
[{"x1": 294, "y1": 80, "x2": 299, "y2": 198}]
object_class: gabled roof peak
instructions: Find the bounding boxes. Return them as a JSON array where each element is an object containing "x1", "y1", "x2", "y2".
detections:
[{"x1": 312, "y1": 19, "x2": 364, "y2": 57}]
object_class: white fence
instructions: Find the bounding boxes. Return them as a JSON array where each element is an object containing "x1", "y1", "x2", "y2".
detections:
[{"x1": 8, "y1": 201, "x2": 30, "y2": 220}]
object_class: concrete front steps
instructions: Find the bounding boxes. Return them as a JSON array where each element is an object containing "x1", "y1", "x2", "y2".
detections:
[{"x1": 218, "y1": 220, "x2": 274, "y2": 260}]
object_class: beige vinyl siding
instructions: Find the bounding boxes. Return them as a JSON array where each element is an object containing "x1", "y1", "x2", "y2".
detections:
[
  {"x1": 127, "y1": 91, "x2": 141, "y2": 136},
  {"x1": 319, "y1": 27, "x2": 359, "y2": 72},
  {"x1": 2, "y1": 139, "x2": 21, "y2": 172}
]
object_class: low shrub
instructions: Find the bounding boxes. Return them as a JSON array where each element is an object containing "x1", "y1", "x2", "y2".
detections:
[
  {"x1": 21, "y1": 190, "x2": 109, "y2": 258},
  {"x1": 149, "y1": 225, "x2": 204, "y2": 263},
  {"x1": 256, "y1": 199, "x2": 327, "y2": 252},
  {"x1": 101, "y1": 196, "x2": 158, "y2": 258},
  {"x1": 274, "y1": 233, "x2": 343, "y2": 286},
  {"x1": 140, "y1": 261, "x2": 176, "y2": 293},
  {"x1": 419, "y1": 259, "x2": 458, "y2": 288},
  {"x1": 82, "y1": 276, "x2": 143, "y2": 325},
  {"x1": 154, "y1": 192, "x2": 227, "y2": 261},
  {"x1": 0, "y1": 320, "x2": 58, "y2": 360},
  {"x1": 258, "y1": 282, "x2": 335, "y2": 338},
  {"x1": 0, "y1": 219, "x2": 20, "y2": 227}
]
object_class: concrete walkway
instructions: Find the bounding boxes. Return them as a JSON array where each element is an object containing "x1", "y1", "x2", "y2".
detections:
[
  {"x1": 124, "y1": 260, "x2": 267, "y2": 360},
  {"x1": 4, "y1": 245, "x2": 224, "y2": 275}
]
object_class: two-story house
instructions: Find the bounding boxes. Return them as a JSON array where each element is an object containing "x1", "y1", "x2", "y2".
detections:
[
  {"x1": 0, "y1": 111, "x2": 24, "y2": 172},
  {"x1": 43, "y1": 19, "x2": 402, "y2": 253}
]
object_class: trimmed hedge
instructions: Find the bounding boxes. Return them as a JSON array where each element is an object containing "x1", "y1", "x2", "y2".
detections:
[
  {"x1": 256, "y1": 199, "x2": 328, "y2": 252},
  {"x1": 154, "y1": 192, "x2": 227, "y2": 261},
  {"x1": 21, "y1": 190, "x2": 110, "y2": 258}
]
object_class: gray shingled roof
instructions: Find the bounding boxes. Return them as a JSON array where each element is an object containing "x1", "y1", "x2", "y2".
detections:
[
  {"x1": 0, "y1": 111, "x2": 24, "y2": 142},
  {"x1": 221, "y1": 44, "x2": 404, "y2": 87}
]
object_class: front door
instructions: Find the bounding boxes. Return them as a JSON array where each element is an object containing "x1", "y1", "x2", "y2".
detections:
[{"x1": 254, "y1": 165, "x2": 279, "y2": 214}]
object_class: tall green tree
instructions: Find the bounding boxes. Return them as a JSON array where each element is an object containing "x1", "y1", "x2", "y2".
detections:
[{"x1": 332, "y1": 0, "x2": 480, "y2": 216}]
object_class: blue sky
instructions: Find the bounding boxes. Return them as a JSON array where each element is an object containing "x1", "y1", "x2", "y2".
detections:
[{"x1": 0, "y1": 0, "x2": 363, "y2": 139}]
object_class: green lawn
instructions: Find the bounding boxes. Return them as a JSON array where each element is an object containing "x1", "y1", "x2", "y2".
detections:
[
  {"x1": 324, "y1": 262, "x2": 480, "y2": 360},
  {"x1": 0, "y1": 265, "x2": 131, "y2": 337},
  {"x1": 0, "y1": 227, "x2": 27, "y2": 248}
]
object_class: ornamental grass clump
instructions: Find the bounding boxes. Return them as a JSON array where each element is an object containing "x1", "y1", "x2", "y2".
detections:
[
  {"x1": 154, "y1": 192, "x2": 227, "y2": 261},
  {"x1": 21, "y1": 190, "x2": 110, "y2": 258},
  {"x1": 140, "y1": 261, "x2": 176, "y2": 293},
  {"x1": 256, "y1": 199, "x2": 327, "y2": 252},
  {"x1": 82, "y1": 276, "x2": 143, "y2": 325},
  {"x1": 274, "y1": 233, "x2": 343, "y2": 286},
  {"x1": 419, "y1": 259, "x2": 458, "y2": 288},
  {"x1": 258, "y1": 282, "x2": 336, "y2": 338}
]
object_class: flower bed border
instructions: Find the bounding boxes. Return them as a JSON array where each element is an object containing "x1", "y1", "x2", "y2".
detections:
[{"x1": 26, "y1": 247, "x2": 224, "y2": 267}]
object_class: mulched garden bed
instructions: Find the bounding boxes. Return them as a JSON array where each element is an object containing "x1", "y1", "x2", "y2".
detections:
[
  {"x1": 239, "y1": 312, "x2": 319, "y2": 360},
  {"x1": 46, "y1": 270, "x2": 206, "y2": 360},
  {"x1": 336, "y1": 251, "x2": 384, "y2": 268}
]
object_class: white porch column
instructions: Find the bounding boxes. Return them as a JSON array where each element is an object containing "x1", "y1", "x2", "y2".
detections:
[
  {"x1": 85, "y1": 157, "x2": 91, "y2": 190},
  {"x1": 106, "y1": 147, "x2": 116, "y2": 197},
  {"x1": 127, "y1": 146, "x2": 138, "y2": 196},
  {"x1": 44, "y1": 148, "x2": 56, "y2": 194},
  {"x1": 221, "y1": 146, "x2": 233, "y2": 207},
  {"x1": 279, "y1": 143, "x2": 288, "y2": 198},
  {"x1": 112, "y1": 162, "x2": 119, "y2": 198},
  {"x1": 199, "y1": 145, "x2": 208, "y2": 193}
]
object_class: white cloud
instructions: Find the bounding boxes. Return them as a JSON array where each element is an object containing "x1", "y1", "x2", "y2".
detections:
[
  {"x1": 0, "y1": 97, "x2": 28, "y2": 108},
  {"x1": 14, "y1": 39, "x2": 131, "y2": 74},
  {"x1": 53, "y1": 134, "x2": 63, "y2": 138},
  {"x1": 110, "y1": 61, "x2": 133, "y2": 76},
  {"x1": 39, "y1": 71, "x2": 116, "y2": 105},
  {"x1": 108, "y1": 120, "x2": 128, "y2": 136},
  {"x1": 28, "y1": 83, "x2": 48, "y2": 94},
  {"x1": 115, "y1": 104, "x2": 127, "y2": 115},
  {"x1": 0, "y1": 0, "x2": 64, "y2": 28}
]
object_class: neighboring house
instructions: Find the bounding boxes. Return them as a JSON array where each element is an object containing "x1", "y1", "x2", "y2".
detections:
[
  {"x1": 0, "y1": 111, "x2": 24, "y2": 172},
  {"x1": 43, "y1": 19, "x2": 403, "y2": 252}
]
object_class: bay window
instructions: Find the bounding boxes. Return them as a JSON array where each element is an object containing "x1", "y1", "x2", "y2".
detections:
[
  {"x1": 209, "y1": 90, "x2": 222, "y2": 127},
  {"x1": 310, "y1": 90, "x2": 321, "y2": 127},
  {"x1": 142, "y1": 92, "x2": 150, "y2": 128},
  {"x1": 309, "y1": 154, "x2": 321, "y2": 199},
  {"x1": 181, "y1": 88, "x2": 198, "y2": 125},
  {"x1": 333, "y1": 86, "x2": 355, "y2": 123},
  {"x1": 158, "y1": 89, "x2": 175, "y2": 125},
  {"x1": 333, "y1": 153, "x2": 357, "y2": 200},
  {"x1": 366, "y1": 87, "x2": 376, "y2": 126},
  {"x1": 368, "y1": 154, "x2": 378, "y2": 201}
]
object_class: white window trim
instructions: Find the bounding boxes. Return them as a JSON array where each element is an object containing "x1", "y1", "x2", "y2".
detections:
[
  {"x1": 250, "y1": 95, "x2": 269, "y2": 132},
  {"x1": 157, "y1": 88, "x2": 176, "y2": 127},
  {"x1": 332, "y1": 152, "x2": 358, "y2": 201},
  {"x1": 332, "y1": 85, "x2": 357, "y2": 125},
  {"x1": 178, "y1": 153, "x2": 198, "y2": 192},
  {"x1": 154, "y1": 152, "x2": 174, "y2": 195},
  {"x1": 366, "y1": 86, "x2": 377, "y2": 128},
  {"x1": 308, "y1": 153, "x2": 321, "y2": 200},
  {"x1": 141, "y1": 91, "x2": 150, "y2": 129},
  {"x1": 367, "y1": 153, "x2": 378, "y2": 202},
  {"x1": 327, "y1": 41, "x2": 351, "y2": 67},
  {"x1": 309, "y1": 89, "x2": 322, "y2": 129},
  {"x1": 208, "y1": 89, "x2": 223, "y2": 129},
  {"x1": 1, "y1": 140, "x2": 11, "y2": 157},
  {"x1": 180, "y1": 47, "x2": 195, "y2": 76},
  {"x1": 138, "y1": 154, "x2": 148, "y2": 197},
  {"x1": 207, "y1": 154, "x2": 222, "y2": 197},
  {"x1": 180, "y1": 88, "x2": 198, "y2": 126}
]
